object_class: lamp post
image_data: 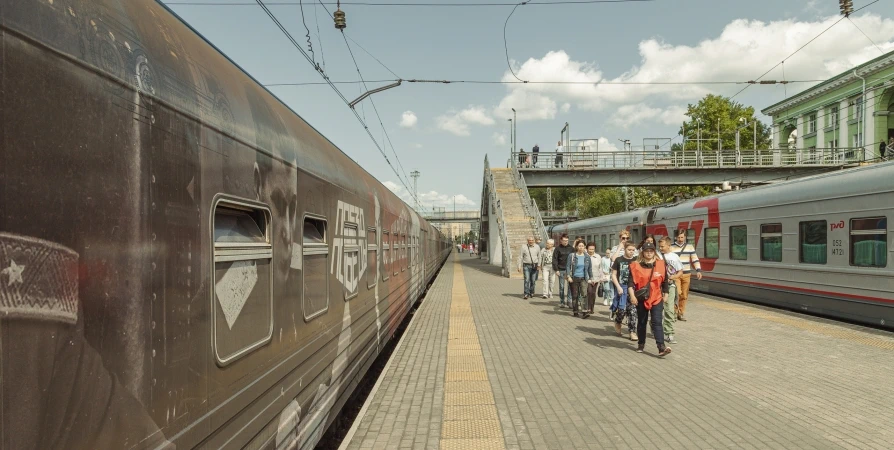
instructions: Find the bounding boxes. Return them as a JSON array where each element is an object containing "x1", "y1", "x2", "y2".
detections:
[
  {"x1": 696, "y1": 118, "x2": 702, "y2": 152},
  {"x1": 511, "y1": 108, "x2": 517, "y2": 153},
  {"x1": 736, "y1": 117, "x2": 749, "y2": 151},
  {"x1": 508, "y1": 118, "x2": 513, "y2": 155}
]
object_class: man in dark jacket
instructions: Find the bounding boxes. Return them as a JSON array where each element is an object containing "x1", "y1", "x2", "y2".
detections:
[
  {"x1": 532, "y1": 144, "x2": 540, "y2": 167},
  {"x1": 551, "y1": 234, "x2": 575, "y2": 308}
]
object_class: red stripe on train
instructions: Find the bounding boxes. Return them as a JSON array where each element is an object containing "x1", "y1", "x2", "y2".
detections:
[{"x1": 702, "y1": 275, "x2": 894, "y2": 305}]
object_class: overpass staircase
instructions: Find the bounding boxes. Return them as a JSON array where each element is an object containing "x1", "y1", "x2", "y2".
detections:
[{"x1": 483, "y1": 156, "x2": 548, "y2": 279}]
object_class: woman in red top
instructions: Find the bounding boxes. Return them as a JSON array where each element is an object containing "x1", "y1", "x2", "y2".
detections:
[{"x1": 627, "y1": 242, "x2": 672, "y2": 357}]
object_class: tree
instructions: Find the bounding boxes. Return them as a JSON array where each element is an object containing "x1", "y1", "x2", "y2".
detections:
[{"x1": 678, "y1": 94, "x2": 771, "y2": 152}]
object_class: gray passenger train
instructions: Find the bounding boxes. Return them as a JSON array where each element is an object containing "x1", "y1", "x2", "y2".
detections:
[
  {"x1": 551, "y1": 162, "x2": 893, "y2": 329},
  {"x1": 0, "y1": 0, "x2": 451, "y2": 448}
]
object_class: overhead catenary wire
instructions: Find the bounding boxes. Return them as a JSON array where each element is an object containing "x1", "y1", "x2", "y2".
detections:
[
  {"x1": 167, "y1": 0, "x2": 657, "y2": 7},
  {"x1": 252, "y1": 0, "x2": 420, "y2": 206},
  {"x1": 847, "y1": 16, "x2": 886, "y2": 55},
  {"x1": 264, "y1": 78, "x2": 827, "y2": 86},
  {"x1": 730, "y1": 0, "x2": 881, "y2": 101},
  {"x1": 313, "y1": 0, "x2": 326, "y2": 70},
  {"x1": 298, "y1": 0, "x2": 316, "y2": 64}
]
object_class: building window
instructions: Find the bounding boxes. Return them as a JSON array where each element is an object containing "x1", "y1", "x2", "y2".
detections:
[
  {"x1": 704, "y1": 228, "x2": 719, "y2": 259},
  {"x1": 807, "y1": 113, "x2": 816, "y2": 134},
  {"x1": 853, "y1": 133, "x2": 863, "y2": 148},
  {"x1": 850, "y1": 217, "x2": 887, "y2": 267},
  {"x1": 829, "y1": 139, "x2": 838, "y2": 150},
  {"x1": 302, "y1": 216, "x2": 329, "y2": 320},
  {"x1": 855, "y1": 96, "x2": 864, "y2": 120},
  {"x1": 382, "y1": 230, "x2": 390, "y2": 281},
  {"x1": 212, "y1": 199, "x2": 273, "y2": 365},
  {"x1": 830, "y1": 106, "x2": 839, "y2": 127},
  {"x1": 799, "y1": 221, "x2": 827, "y2": 264},
  {"x1": 367, "y1": 228, "x2": 378, "y2": 289},
  {"x1": 729, "y1": 225, "x2": 747, "y2": 260},
  {"x1": 760, "y1": 223, "x2": 782, "y2": 262}
]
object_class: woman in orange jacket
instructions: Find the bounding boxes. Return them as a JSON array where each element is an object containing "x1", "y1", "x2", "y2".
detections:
[{"x1": 627, "y1": 242, "x2": 672, "y2": 357}]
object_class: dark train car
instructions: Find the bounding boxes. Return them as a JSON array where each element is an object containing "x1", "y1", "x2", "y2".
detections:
[{"x1": 0, "y1": 0, "x2": 450, "y2": 448}]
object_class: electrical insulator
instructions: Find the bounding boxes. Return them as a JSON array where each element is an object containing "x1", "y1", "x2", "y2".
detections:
[
  {"x1": 334, "y1": 8, "x2": 346, "y2": 29},
  {"x1": 839, "y1": 0, "x2": 853, "y2": 16}
]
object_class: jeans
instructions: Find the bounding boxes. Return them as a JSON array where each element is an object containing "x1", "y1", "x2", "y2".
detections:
[
  {"x1": 636, "y1": 300, "x2": 666, "y2": 351},
  {"x1": 603, "y1": 281, "x2": 615, "y2": 303},
  {"x1": 586, "y1": 282, "x2": 598, "y2": 313},
  {"x1": 613, "y1": 284, "x2": 636, "y2": 332},
  {"x1": 522, "y1": 264, "x2": 537, "y2": 296},
  {"x1": 663, "y1": 284, "x2": 677, "y2": 336},
  {"x1": 541, "y1": 267, "x2": 555, "y2": 297},
  {"x1": 557, "y1": 270, "x2": 568, "y2": 304},
  {"x1": 568, "y1": 277, "x2": 588, "y2": 313}
]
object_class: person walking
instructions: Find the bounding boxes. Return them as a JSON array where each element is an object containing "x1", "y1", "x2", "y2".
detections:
[
  {"x1": 539, "y1": 239, "x2": 556, "y2": 299},
  {"x1": 637, "y1": 235, "x2": 656, "y2": 252},
  {"x1": 555, "y1": 140, "x2": 564, "y2": 168},
  {"x1": 628, "y1": 242, "x2": 672, "y2": 357},
  {"x1": 671, "y1": 229, "x2": 702, "y2": 321},
  {"x1": 565, "y1": 240, "x2": 593, "y2": 318},
  {"x1": 611, "y1": 242, "x2": 638, "y2": 340},
  {"x1": 880, "y1": 141, "x2": 887, "y2": 160},
  {"x1": 601, "y1": 249, "x2": 614, "y2": 307},
  {"x1": 532, "y1": 144, "x2": 540, "y2": 167},
  {"x1": 586, "y1": 243, "x2": 604, "y2": 315},
  {"x1": 552, "y1": 234, "x2": 574, "y2": 308},
  {"x1": 517, "y1": 236, "x2": 542, "y2": 299},
  {"x1": 658, "y1": 237, "x2": 683, "y2": 344},
  {"x1": 518, "y1": 148, "x2": 527, "y2": 168}
]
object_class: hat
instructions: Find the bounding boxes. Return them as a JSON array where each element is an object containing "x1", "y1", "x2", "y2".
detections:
[
  {"x1": 0, "y1": 232, "x2": 79, "y2": 324},
  {"x1": 641, "y1": 242, "x2": 657, "y2": 251}
]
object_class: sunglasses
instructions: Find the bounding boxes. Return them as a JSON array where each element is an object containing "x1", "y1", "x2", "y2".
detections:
[{"x1": 620, "y1": 237, "x2": 629, "y2": 240}]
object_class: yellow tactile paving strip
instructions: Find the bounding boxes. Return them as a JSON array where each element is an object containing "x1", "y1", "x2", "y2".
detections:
[
  {"x1": 440, "y1": 257, "x2": 506, "y2": 450},
  {"x1": 699, "y1": 297, "x2": 894, "y2": 350}
]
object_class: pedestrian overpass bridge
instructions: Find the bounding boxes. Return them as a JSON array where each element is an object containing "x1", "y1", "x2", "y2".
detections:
[
  {"x1": 420, "y1": 210, "x2": 479, "y2": 223},
  {"x1": 512, "y1": 148, "x2": 865, "y2": 186}
]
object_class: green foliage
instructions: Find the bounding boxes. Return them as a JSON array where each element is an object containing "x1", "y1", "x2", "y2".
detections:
[
  {"x1": 533, "y1": 185, "x2": 714, "y2": 220},
  {"x1": 678, "y1": 94, "x2": 772, "y2": 151}
]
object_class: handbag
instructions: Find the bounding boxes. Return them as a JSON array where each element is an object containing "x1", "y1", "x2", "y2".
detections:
[
  {"x1": 597, "y1": 282, "x2": 605, "y2": 297},
  {"x1": 633, "y1": 261, "x2": 657, "y2": 302}
]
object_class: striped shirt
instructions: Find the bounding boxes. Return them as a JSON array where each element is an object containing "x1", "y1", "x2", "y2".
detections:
[{"x1": 671, "y1": 242, "x2": 701, "y2": 274}]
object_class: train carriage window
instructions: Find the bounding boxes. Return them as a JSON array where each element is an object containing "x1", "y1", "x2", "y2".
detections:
[
  {"x1": 367, "y1": 228, "x2": 378, "y2": 289},
  {"x1": 686, "y1": 229, "x2": 696, "y2": 245},
  {"x1": 402, "y1": 234, "x2": 408, "y2": 271},
  {"x1": 760, "y1": 224, "x2": 783, "y2": 262},
  {"x1": 799, "y1": 221, "x2": 827, "y2": 264},
  {"x1": 601, "y1": 235, "x2": 607, "y2": 253},
  {"x1": 729, "y1": 226, "x2": 747, "y2": 260},
  {"x1": 393, "y1": 231, "x2": 399, "y2": 276},
  {"x1": 704, "y1": 228, "x2": 720, "y2": 259},
  {"x1": 342, "y1": 223, "x2": 361, "y2": 300},
  {"x1": 302, "y1": 216, "x2": 329, "y2": 320},
  {"x1": 850, "y1": 217, "x2": 887, "y2": 267},
  {"x1": 212, "y1": 199, "x2": 273, "y2": 365},
  {"x1": 381, "y1": 231, "x2": 390, "y2": 281}
]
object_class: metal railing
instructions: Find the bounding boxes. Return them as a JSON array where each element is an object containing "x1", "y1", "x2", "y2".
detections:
[
  {"x1": 422, "y1": 210, "x2": 480, "y2": 220},
  {"x1": 483, "y1": 155, "x2": 511, "y2": 277},
  {"x1": 510, "y1": 147, "x2": 867, "y2": 170},
  {"x1": 510, "y1": 163, "x2": 548, "y2": 244}
]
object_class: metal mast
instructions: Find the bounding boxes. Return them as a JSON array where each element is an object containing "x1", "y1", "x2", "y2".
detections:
[{"x1": 410, "y1": 170, "x2": 420, "y2": 210}]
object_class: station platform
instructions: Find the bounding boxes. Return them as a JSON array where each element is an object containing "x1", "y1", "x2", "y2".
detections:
[{"x1": 340, "y1": 254, "x2": 894, "y2": 450}]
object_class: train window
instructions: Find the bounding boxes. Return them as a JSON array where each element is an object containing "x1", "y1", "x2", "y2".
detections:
[
  {"x1": 342, "y1": 223, "x2": 361, "y2": 300},
  {"x1": 303, "y1": 216, "x2": 329, "y2": 320},
  {"x1": 704, "y1": 228, "x2": 719, "y2": 259},
  {"x1": 850, "y1": 217, "x2": 887, "y2": 267},
  {"x1": 601, "y1": 235, "x2": 607, "y2": 253},
  {"x1": 402, "y1": 234, "x2": 408, "y2": 271},
  {"x1": 381, "y1": 231, "x2": 390, "y2": 281},
  {"x1": 393, "y1": 231, "x2": 399, "y2": 276},
  {"x1": 686, "y1": 229, "x2": 696, "y2": 245},
  {"x1": 760, "y1": 224, "x2": 783, "y2": 262},
  {"x1": 212, "y1": 199, "x2": 273, "y2": 366},
  {"x1": 729, "y1": 226, "x2": 747, "y2": 260},
  {"x1": 799, "y1": 221, "x2": 827, "y2": 264},
  {"x1": 367, "y1": 229, "x2": 378, "y2": 289}
]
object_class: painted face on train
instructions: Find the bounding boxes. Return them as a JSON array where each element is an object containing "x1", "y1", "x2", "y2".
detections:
[{"x1": 256, "y1": 157, "x2": 298, "y2": 280}]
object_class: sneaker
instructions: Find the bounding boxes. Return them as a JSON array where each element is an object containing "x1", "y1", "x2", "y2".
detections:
[
  {"x1": 573, "y1": 312, "x2": 580, "y2": 317},
  {"x1": 658, "y1": 347, "x2": 673, "y2": 357},
  {"x1": 609, "y1": 310, "x2": 616, "y2": 320},
  {"x1": 636, "y1": 346, "x2": 644, "y2": 353},
  {"x1": 542, "y1": 295, "x2": 547, "y2": 299},
  {"x1": 581, "y1": 312, "x2": 590, "y2": 319},
  {"x1": 629, "y1": 332, "x2": 637, "y2": 341},
  {"x1": 614, "y1": 322, "x2": 623, "y2": 335},
  {"x1": 678, "y1": 315, "x2": 687, "y2": 322},
  {"x1": 666, "y1": 335, "x2": 677, "y2": 344},
  {"x1": 603, "y1": 299, "x2": 609, "y2": 306}
]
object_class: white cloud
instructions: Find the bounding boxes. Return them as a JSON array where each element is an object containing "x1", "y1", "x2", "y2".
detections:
[
  {"x1": 561, "y1": 103, "x2": 571, "y2": 113},
  {"x1": 608, "y1": 104, "x2": 686, "y2": 129},
  {"x1": 383, "y1": 180, "x2": 477, "y2": 210},
  {"x1": 436, "y1": 105, "x2": 495, "y2": 136},
  {"x1": 497, "y1": 14, "x2": 894, "y2": 119},
  {"x1": 413, "y1": 143, "x2": 423, "y2": 149},
  {"x1": 492, "y1": 133, "x2": 507, "y2": 146},
  {"x1": 399, "y1": 111, "x2": 418, "y2": 128}
]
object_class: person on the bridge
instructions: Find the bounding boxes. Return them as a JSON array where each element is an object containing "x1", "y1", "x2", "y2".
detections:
[
  {"x1": 552, "y1": 234, "x2": 574, "y2": 308},
  {"x1": 628, "y1": 242, "x2": 672, "y2": 357},
  {"x1": 555, "y1": 140, "x2": 564, "y2": 168},
  {"x1": 539, "y1": 239, "x2": 556, "y2": 299},
  {"x1": 518, "y1": 148, "x2": 527, "y2": 168},
  {"x1": 532, "y1": 144, "x2": 540, "y2": 167},
  {"x1": 672, "y1": 229, "x2": 702, "y2": 321},
  {"x1": 518, "y1": 236, "x2": 542, "y2": 299},
  {"x1": 659, "y1": 237, "x2": 684, "y2": 345},
  {"x1": 565, "y1": 240, "x2": 593, "y2": 318},
  {"x1": 611, "y1": 240, "x2": 638, "y2": 340}
]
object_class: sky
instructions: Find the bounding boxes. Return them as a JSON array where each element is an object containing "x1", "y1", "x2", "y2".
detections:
[{"x1": 159, "y1": 0, "x2": 894, "y2": 213}]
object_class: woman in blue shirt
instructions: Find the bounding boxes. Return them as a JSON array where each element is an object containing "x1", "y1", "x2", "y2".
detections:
[{"x1": 565, "y1": 241, "x2": 593, "y2": 318}]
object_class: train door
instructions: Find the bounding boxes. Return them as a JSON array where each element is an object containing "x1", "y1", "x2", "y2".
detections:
[{"x1": 630, "y1": 226, "x2": 642, "y2": 245}]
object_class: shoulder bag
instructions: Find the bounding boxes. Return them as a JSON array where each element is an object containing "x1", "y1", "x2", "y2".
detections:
[{"x1": 633, "y1": 261, "x2": 657, "y2": 302}]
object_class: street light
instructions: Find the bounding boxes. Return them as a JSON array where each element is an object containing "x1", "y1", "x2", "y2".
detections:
[
  {"x1": 736, "y1": 117, "x2": 749, "y2": 151},
  {"x1": 511, "y1": 108, "x2": 517, "y2": 153},
  {"x1": 508, "y1": 118, "x2": 513, "y2": 155},
  {"x1": 696, "y1": 118, "x2": 702, "y2": 152}
]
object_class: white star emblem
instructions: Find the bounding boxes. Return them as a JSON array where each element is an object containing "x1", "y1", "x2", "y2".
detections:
[{"x1": 2, "y1": 259, "x2": 26, "y2": 286}]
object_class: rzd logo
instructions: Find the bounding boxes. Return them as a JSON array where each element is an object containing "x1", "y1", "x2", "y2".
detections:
[{"x1": 332, "y1": 200, "x2": 367, "y2": 295}]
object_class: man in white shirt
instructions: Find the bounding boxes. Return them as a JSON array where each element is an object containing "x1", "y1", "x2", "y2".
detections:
[
  {"x1": 555, "y1": 140, "x2": 564, "y2": 168},
  {"x1": 659, "y1": 237, "x2": 683, "y2": 344},
  {"x1": 517, "y1": 236, "x2": 542, "y2": 299}
]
